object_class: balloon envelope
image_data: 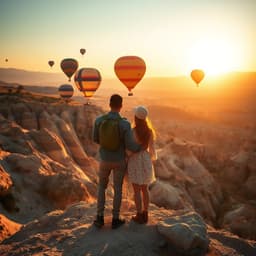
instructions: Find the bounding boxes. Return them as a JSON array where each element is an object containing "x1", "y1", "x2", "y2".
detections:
[
  {"x1": 60, "y1": 58, "x2": 78, "y2": 81},
  {"x1": 74, "y1": 68, "x2": 101, "y2": 99},
  {"x1": 114, "y1": 56, "x2": 146, "y2": 95},
  {"x1": 190, "y1": 69, "x2": 205, "y2": 85},
  {"x1": 80, "y1": 48, "x2": 86, "y2": 55},
  {"x1": 58, "y1": 84, "x2": 74, "y2": 101},
  {"x1": 48, "y1": 60, "x2": 54, "y2": 67}
]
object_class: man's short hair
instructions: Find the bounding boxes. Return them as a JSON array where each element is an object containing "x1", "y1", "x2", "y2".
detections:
[{"x1": 110, "y1": 94, "x2": 122, "y2": 109}]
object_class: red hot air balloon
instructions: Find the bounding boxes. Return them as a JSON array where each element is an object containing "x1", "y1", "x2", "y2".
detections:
[
  {"x1": 48, "y1": 60, "x2": 54, "y2": 68},
  {"x1": 74, "y1": 68, "x2": 101, "y2": 104},
  {"x1": 60, "y1": 58, "x2": 78, "y2": 81},
  {"x1": 190, "y1": 69, "x2": 205, "y2": 86},
  {"x1": 114, "y1": 56, "x2": 146, "y2": 96},
  {"x1": 58, "y1": 84, "x2": 74, "y2": 103},
  {"x1": 80, "y1": 48, "x2": 86, "y2": 55}
]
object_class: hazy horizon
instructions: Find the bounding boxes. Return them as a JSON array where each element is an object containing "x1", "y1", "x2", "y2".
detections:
[{"x1": 1, "y1": 67, "x2": 255, "y2": 126}]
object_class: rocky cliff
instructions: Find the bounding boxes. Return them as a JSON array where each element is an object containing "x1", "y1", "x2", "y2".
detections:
[{"x1": 0, "y1": 91, "x2": 255, "y2": 255}]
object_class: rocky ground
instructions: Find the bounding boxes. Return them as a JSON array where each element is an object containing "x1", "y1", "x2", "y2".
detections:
[
  {"x1": 0, "y1": 91, "x2": 255, "y2": 255},
  {"x1": 1, "y1": 201, "x2": 256, "y2": 256}
]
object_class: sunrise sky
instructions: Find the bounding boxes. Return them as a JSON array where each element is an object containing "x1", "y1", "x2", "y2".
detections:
[{"x1": 0, "y1": 0, "x2": 255, "y2": 78}]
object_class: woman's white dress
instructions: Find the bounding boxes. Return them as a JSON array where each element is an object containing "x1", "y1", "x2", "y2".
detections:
[{"x1": 127, "y1": 130, "x2": 157, "y2": 185}]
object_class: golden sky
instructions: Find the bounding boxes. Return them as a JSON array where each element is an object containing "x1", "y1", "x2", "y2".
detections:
[{"x1": 1, "y1": 0, "x2": 255, "y2": 77}]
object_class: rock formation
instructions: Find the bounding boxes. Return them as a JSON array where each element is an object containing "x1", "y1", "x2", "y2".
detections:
[
  {"x1": 152, "y1": 138, "x2": 223, "y2": 224},
  {"x1": 0, "y1": 92, "x2": 255, "y2": 254},
  {"x1": 0, "y1": 215, "x2": 21, "y2": 243}
]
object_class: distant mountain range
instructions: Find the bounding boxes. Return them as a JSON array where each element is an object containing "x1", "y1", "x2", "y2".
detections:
[
  {"x1": 0, "y1": 68, "x2": 64, "y2": 86},
  {"x1": 0, "y1": 68, "x2": 255, "y2": 102}
]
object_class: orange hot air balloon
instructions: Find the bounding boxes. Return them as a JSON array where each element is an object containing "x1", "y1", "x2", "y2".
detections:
[
  {"x1": 74, "y1": 68, "x2": 101, "y2": 103},
  {"x1": 5, "y1": 58, "x2": 8, "y2": 62},
  {"x1": 48, "y1": 60, "x2": 54, "y2": 67},
  {"x1": 58, "y1": 84, "x2": 74, "y2": 103},
  {"x1": 114, "y1": 56, "x2": 146, "y2": 96},
  {"x1": 80, "y1": 48, "x2": 86, "y2": 55},
  {"x1": 190, "y1": 69, "x2": 205, "y2": 86},
  {"x1": 60, "y1": 58, "x2": 78, "y2": 81}
]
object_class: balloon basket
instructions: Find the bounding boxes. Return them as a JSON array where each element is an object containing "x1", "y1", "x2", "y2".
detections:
[
  {"x1": 84, "y1": 101, "x2": 90, "y2": 106},
  {"x1": 128, "y1": 92, "x2": 133, "y2": 96}
]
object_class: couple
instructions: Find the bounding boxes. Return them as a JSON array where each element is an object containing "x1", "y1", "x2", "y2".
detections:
[{"x1": 93, "y1": 94, "x2": 157, "y2": 229}]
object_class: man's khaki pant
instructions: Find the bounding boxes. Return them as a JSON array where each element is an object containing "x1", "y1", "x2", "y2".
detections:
[{"x1": 97, "y1": 160, "x2": 126, "y2": 219}]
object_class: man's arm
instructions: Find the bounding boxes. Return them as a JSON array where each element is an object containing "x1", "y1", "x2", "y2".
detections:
[{"x1": 93, "y1": 119, "x2": 100, "y2": 144}]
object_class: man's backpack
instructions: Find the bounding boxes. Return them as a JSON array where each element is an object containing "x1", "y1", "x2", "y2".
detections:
[{"x1": 99, "y1": 115, "x2": 123, "y2": 151}]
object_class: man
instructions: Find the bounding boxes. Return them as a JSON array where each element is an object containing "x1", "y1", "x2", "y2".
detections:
[{"x1": 93, "y1": 94, "x2": 141, "y2": 229}]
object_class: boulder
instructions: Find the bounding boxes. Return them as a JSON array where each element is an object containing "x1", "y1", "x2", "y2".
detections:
[{"x1": 157, "y1": 211, "x2": 209, "y2": 255}]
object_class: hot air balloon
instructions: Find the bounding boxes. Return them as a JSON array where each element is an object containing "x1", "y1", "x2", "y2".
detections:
[
  {"x1": 80, "y1": 48, "x2": 86, "y2": 55},
  {"x1": 60, "y1": 58, "x2": 78, "y2": 81},
  {"x1": 48, "y1": 60, "x2": 54, "y2": 68},
  {"x1": 58, "y1": 84, "x2": 74, "y2": 103},
  {"x1": 5, "y1": 58, "x2": 8, "y2": 62},
  {"x1": 114, "y1": 56, "x2": 146, "y2": 96},
  {"x1": 190, "y1": 69, "x2": 205, "y2": 86},
  {"x1": 74, "y1": 68, "x2": 101, "y2": 103}
]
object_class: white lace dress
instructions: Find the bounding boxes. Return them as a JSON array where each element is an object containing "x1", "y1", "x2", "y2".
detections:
[{"x1": 127, "y1": 130, "x2": 157, "y2": 185}]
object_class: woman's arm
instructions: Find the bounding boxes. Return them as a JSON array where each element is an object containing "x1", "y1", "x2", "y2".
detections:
[{"x1": 148, "y1": 131, "x2": 157, "y2": 161}]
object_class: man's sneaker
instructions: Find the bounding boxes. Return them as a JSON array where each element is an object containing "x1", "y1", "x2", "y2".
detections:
[
  {"x1": 93, "y1": 215, "x2": 104, "y2": 228},
  {"x1": 112, "y1": 218, "x2": 125, "y2": 229}
]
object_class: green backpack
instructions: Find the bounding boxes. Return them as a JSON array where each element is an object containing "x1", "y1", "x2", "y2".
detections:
[{"x1": 99, "y1": 115, "x2": 123, "y2": 151}]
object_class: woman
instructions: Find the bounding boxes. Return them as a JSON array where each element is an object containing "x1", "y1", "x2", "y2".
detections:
[{"x1": 127, "y1": 106, "x2": 157, "y2": 224}]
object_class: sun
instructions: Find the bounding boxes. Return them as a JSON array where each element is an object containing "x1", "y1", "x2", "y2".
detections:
[{"x1": 188, "y1": 37, "x2": 241, "y2": 76}]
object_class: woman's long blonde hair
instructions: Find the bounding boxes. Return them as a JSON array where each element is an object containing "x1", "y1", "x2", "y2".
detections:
[{"x1": 133, "y1": 116, "x2": 156, "y2": 149}]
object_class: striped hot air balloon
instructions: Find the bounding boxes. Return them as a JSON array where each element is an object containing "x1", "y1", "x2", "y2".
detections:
[
  {"x1": 74, "y1": 68, "x2": 101, "y2": 103},
  {"x1": 114, "y1": 56, "x2": 146, "y2": 96},
  {"x1": 58, "y1": 84, "x2": 74, "y2": 102},
  {"x1": 190, "y1": 69, "x2": 205, "y2": 86},
  {"x1": 60, "y1": 58, "x2": 78, "y2": 81}
]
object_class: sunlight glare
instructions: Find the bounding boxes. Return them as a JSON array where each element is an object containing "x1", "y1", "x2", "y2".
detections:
[{"x1": 188, "y1": 37, "x2": 241, "y2": 76}]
